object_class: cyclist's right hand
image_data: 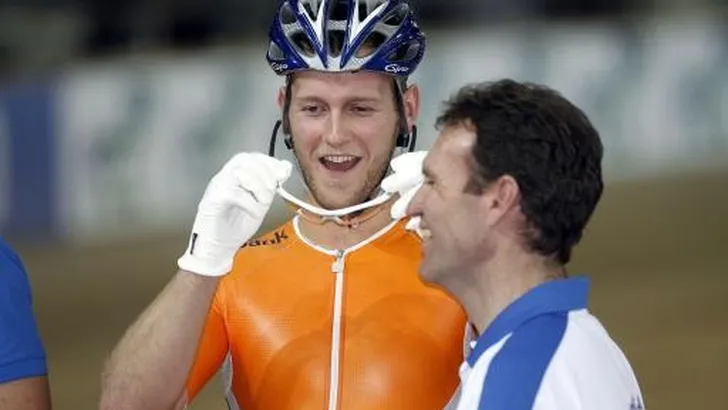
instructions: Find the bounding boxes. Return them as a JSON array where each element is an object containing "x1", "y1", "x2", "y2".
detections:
[{"x1": 177, "y1": 152, "x2": 292, "y2": 277}]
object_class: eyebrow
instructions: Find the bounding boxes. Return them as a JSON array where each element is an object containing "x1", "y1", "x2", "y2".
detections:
[
  {"x1": 292, "y1": 95, "x2": 326, "y2": 104},
  {"x1": 292, "y1": 95, "x2": 383, "y2": 105},
  {"x1": 348, "y1": 96, "x2": 381, "y2": 103}
]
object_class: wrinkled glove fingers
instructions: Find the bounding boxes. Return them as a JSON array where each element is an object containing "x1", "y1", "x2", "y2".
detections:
[
  {"x1": 381, "y1": 171, "x2": 423, "y2": 194},
  {"x1": 221, "y1": 186, "x2": 268, "y2": 221},
  {"x1": 232, "y1": 160, "x2": 292, "y2": 204},
  {"x1": 382, "y1": 151, "x2": 426, "y2": 193},
  {"x1": 259, "y1": 157, "x2": 293, "y2": 184},
  {"x1": 405, "y1": 216, "x2": 421, "y2": 232},
  {"x1": 390, "y1": 182, "x2": 422, "y2": 219},
  {"x1": 390, "y1": 151, "x2": 427, "y2": 172}
]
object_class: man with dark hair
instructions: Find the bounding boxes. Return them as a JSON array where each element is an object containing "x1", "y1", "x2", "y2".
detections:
[{"x1": 388, "y1": 79, "x2": 645, "y2": 409}]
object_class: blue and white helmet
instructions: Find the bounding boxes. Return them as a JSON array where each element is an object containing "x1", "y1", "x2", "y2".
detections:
[{"x1": 266, "y1": 0, "x2": 426, "y2": 78}]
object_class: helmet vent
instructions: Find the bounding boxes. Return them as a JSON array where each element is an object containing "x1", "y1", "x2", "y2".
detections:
[
  {"x1": 268, "y1": 41, "x2": 286, "y2": 60},
  {"x1": 280, "y1": 2, "x2": 298, "y2": 25},
  {"x1": 329, "y1": 0, "x2": 350, "y2": 21},
  {"x1": 357, "y1": 31, "x2": 387, "y2": 58},
  {"x1": 357, "y1": 1, "x2": 368, "y2": 22},
  {"x1": 382, "y1": 3, "x2": 408, "y2": 27},
  {"x1": 290, "y1": 31, "x2": 316, "y2": 57},
  {"x1": 301, "y1": 0, "x2": 322, "y2": 21},
  {"x1": 359, "y1": 0, "x2": 387, "y2": 21},
  {"x1": 328, "y1": 30, "x2": 346, "y2": 57},
  {"x1": 387, "y1": 39, "x2": 420, "y2": 62}
]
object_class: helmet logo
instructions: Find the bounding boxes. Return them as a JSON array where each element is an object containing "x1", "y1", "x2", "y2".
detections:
[
  {"x1": 384, "y1": 63, "x2": 409, "y2": 74},
  {"x1": 271, "y1": 62, "x2": 290, "y2": 73}
]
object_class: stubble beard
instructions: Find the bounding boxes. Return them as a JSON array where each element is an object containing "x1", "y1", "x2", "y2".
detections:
[{"x1": 294, "y1": 147, "x2": 394, "y2": 211}]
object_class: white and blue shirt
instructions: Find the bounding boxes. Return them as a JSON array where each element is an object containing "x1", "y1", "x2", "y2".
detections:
[{"x1": 454, "y1": 277, "x2": 645, "y2": 410}]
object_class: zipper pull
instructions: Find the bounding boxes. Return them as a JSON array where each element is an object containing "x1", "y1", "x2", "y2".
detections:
[{"x1": 331, "y1": 250, "x2": 345, "y2": 274}]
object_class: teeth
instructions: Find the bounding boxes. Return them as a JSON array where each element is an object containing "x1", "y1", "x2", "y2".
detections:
[{"x1": 323, "y1": 155, "x2": 356, "y2": 163}]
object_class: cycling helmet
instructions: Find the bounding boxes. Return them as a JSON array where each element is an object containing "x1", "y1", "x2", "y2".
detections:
[{"x1": 266, "y1": 0, "x2": 426, "y2": 77}]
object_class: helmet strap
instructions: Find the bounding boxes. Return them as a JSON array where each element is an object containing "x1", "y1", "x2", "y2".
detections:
[{"x1": 292, "y1": 200, "x2": 388, "y2": 230}]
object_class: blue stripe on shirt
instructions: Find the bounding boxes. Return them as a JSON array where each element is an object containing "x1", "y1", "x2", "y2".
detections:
[{"x1": 478, "y1": 313, "x2": 568, "y2": 410}]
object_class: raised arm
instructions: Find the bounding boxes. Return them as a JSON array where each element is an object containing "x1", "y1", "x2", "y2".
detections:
[{"x1": 99, "y1": 153, "x2": 292, "y2": 410}]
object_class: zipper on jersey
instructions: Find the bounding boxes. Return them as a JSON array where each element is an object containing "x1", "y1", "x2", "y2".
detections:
[
  {"x1": 290, "y1": 215, "x2": 400, "y2": 410},
  {"x1": 331, "y1": 249, "x2": 345, "y2": 274},
  {"x1": 327, "y1": 249, "x2": 346, "y2": 410}
]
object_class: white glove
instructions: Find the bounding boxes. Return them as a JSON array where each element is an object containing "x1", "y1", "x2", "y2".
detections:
[
  {"x1": 178, "y1": 152, "x2": 292, "y2": 277},
  {"x1": 380, "y1": 151, "x2": 426, "y2": 236}
]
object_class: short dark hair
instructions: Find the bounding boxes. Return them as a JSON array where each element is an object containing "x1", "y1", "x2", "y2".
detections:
[{"x1": 436, "y1": 79, "x2": 604, "y2": 265}]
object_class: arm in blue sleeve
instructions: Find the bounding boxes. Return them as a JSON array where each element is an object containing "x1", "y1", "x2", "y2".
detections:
[{"x1": 0, "y1": 238, "x2": 48, "y2": 384}]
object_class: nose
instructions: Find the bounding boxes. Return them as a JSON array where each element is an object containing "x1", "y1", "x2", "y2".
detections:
[{"x1": 323, "y1": 110, "x2": 351, "y2": 147}]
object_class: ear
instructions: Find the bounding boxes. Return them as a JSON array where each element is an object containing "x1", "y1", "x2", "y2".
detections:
[
  {"x1": 483, "y1": 175, "x2": 521, "y2": 227},
  {"x1": 402, "y1": 84, "x2": 420, "y2": 132},
  {"x1": 277, "y1": 86, "x2": 286, "y2": 110}
]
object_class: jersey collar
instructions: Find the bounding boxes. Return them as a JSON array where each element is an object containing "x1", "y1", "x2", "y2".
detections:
[{"x1": 467, "y1": 277, "x2": 590, "y2": 367}]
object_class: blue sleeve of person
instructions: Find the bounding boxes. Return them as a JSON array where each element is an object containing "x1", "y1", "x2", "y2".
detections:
[{"x1": 0, "y1": 237, "x2": 48, "y2": 383}]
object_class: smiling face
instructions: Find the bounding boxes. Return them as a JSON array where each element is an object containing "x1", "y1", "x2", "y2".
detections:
[
  {"x1": 280, "y1": 70, "x2": 418, "y2": 210},
  {"x1": 405, "y1": 124, "x2": 494, "y2": 285}
]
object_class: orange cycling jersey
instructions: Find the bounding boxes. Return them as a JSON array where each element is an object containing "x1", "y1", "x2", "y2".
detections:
[{"x1": 186, "y1": 217, "x2": 467, "y2": 409}]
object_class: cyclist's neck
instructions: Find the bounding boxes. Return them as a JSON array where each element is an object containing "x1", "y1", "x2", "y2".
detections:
[{"x1": 295, "y1": 198, "x2": 396, "y2": 250}]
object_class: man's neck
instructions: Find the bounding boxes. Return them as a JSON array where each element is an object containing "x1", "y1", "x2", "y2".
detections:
[
  {"x1": 452, "y1": 249, "x2": 565, "y2": 336},
  {"x1": 295, "y1": 199, "x2": 396, "y2": 250}
]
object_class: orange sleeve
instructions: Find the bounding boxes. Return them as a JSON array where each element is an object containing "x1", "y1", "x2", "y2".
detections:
[{"x1": 185, "y1": 293, "x2": 229, "y2": 403}]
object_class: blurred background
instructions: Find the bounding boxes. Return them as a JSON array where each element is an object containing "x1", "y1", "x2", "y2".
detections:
[{"x1": 1, "y1": 0, "x2": 727, "y2": 408}]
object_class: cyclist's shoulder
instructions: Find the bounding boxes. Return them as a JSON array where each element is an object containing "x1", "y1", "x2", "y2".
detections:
[
  {"x1": 221, "y1": 220, "x2": 299, "y2": 288},
  {"x1": 231, "y1": 219, "x2": 301, "y2": 269}
]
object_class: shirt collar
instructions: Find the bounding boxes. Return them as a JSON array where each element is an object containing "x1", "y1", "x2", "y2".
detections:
[{"x1": 466, "y1": 277, "x2": 590, "y2": 366}]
